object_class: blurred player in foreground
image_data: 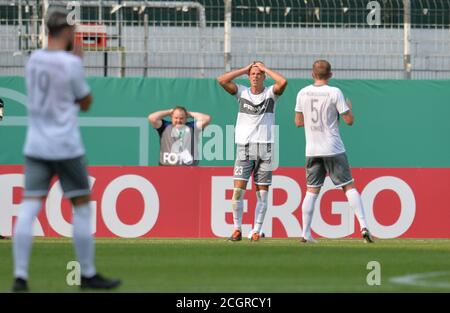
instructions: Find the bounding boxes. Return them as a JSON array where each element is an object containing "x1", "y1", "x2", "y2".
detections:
[
  {"x1": 12, "y1": 10, "x2": 121, "y2": 292},
  {"x1": 294, "y1": 60, "x2": 374, "y2": 244},
  {"x1": 217, "y1": 62, "x2": 287, "y2": 241}
]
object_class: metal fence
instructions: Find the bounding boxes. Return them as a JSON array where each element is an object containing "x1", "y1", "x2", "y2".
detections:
[{"x1": 0, "y1": 0, "x2": 449, "y2": 79}]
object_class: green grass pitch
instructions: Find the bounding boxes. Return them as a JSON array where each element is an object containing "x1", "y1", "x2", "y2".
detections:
[{"x1": 1, "y1": 238, "x2": 450, "y2": 292}]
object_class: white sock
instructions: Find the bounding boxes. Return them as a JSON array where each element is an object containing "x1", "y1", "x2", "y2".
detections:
[
  {"x1": 72, "y1": 203, "x2": 96, "y2": 278},
  {"x1": 302, "y1": 192, "x2": 318, "y2": 239},
  {"x1": 13, "y1": 198, "x2": 42, "y2": 279},
  {"x1": 345, "y1": 188, "x2": 368, "y2": 230},
  {"x1": 231, "y1": 188, "x2": 246, "y2": 231},
  {"x1": 253, "y1": 190, "x2": 268, "y2": 233}
]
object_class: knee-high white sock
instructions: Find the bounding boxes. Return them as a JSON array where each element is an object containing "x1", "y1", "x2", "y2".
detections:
[
  {"x1": 72, "y1": 203, "x2": 96, "y2": 278},
  {"x1": 345, "y1": 188, "x2": 368, "y2": 230},
  {"x1": 232, "y1": 188, "x2": 246, "y2": 231},
  {"x1": 302, "y1": 192, "x2": 318, "y2": 239},
  {"x1": 13, "y1": 198, "x2": 42, "y2": 279},
  {"x1": 253, "y1": 190, "x2": 268, "y2": 233}
]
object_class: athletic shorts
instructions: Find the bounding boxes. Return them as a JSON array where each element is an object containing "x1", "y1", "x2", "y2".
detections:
[
  {"x1": 233, "y1": 143, "x2": 272, "y2": 186},
  {"x1": 306, "y1": 153, "x2": 354, "y2": 188},
  {"x1": 24, "y1": 156, "x2": 91, "y2": 198}
]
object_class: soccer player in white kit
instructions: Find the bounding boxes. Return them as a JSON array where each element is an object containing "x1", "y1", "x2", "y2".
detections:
[
  {"x1": 12, "y1": 11, "x2": 121, "y2": 291},
  {"x1": 295, "y1": 60, "x2": 374, "y2": 244},
  {"x1": 217, "y1": 62, "x2": 287, "y2": 241}
]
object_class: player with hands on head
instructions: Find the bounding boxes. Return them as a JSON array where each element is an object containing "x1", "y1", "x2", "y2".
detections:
[
  {"x1": 148, "y1": 106, "x2": 211, "y2": 166},
  {"x1": 217, "y1": 61, "x2": 287, "y2": 241}
]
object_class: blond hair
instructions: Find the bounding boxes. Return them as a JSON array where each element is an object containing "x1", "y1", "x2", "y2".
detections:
[{"x1": 313, "y1": 60, "x2": 332, "y2": 80}]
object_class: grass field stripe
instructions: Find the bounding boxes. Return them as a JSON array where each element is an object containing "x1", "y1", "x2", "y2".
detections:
[{"x1": 2, "y1": 238, "x2": 450, "y2": 291}]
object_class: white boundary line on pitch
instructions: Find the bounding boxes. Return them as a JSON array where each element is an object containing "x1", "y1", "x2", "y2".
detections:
[{"x1": 390, "y1": 271, "x2": 450, "y2": 289}]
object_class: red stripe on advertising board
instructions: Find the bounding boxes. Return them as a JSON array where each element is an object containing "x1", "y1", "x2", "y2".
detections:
[{"x1": 0, "y1": 166, "x2": 449, "y2": 238}]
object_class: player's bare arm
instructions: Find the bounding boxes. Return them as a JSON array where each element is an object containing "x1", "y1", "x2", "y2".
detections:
[
  {"x1": 295, "y1": 112, "x2": 304, "y2": 127},
  {"x1": 253, "y1": 62, "x2": 287, "y2": 95},
  {"x1": 148, "y1": 109, "x2": 173, "y2": 129},
  {"x1": 216, "y1": 63, "x2": 253, "y2": 95},
  {"x1": 77, "y1": 94, "x2": 92, "y2": 112},
  {"x1": 341, "y1": 98, "x2": 354, "y2": 126},
  {"x1": 188, "y1": 111, "x2": 211, "y2": 130}
]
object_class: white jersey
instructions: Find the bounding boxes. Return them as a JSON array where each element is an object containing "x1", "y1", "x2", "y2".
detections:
[
  {"x1": 295, "y1": 84, "x2": 349, "y2": 157},
  {"x1": 234, "y1": 84, "x2": 279, "y2": 144},
  {"x1": 24, "y1": 49, "x2": 90, "y2": 160}
]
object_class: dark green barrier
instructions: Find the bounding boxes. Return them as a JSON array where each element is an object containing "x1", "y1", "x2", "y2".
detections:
[{"x1": 1, "y1": 77, "x2": 449, "y2": 167}]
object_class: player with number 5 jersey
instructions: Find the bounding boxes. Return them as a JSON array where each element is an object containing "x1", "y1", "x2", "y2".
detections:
[{"x1": 295, "y1": 60, "x2": 374, "y2": 244}]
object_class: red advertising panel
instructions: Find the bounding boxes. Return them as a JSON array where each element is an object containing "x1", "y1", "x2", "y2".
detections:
[{"x1": 1, "y1": 166, "x2": 449, "y2": 238}]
